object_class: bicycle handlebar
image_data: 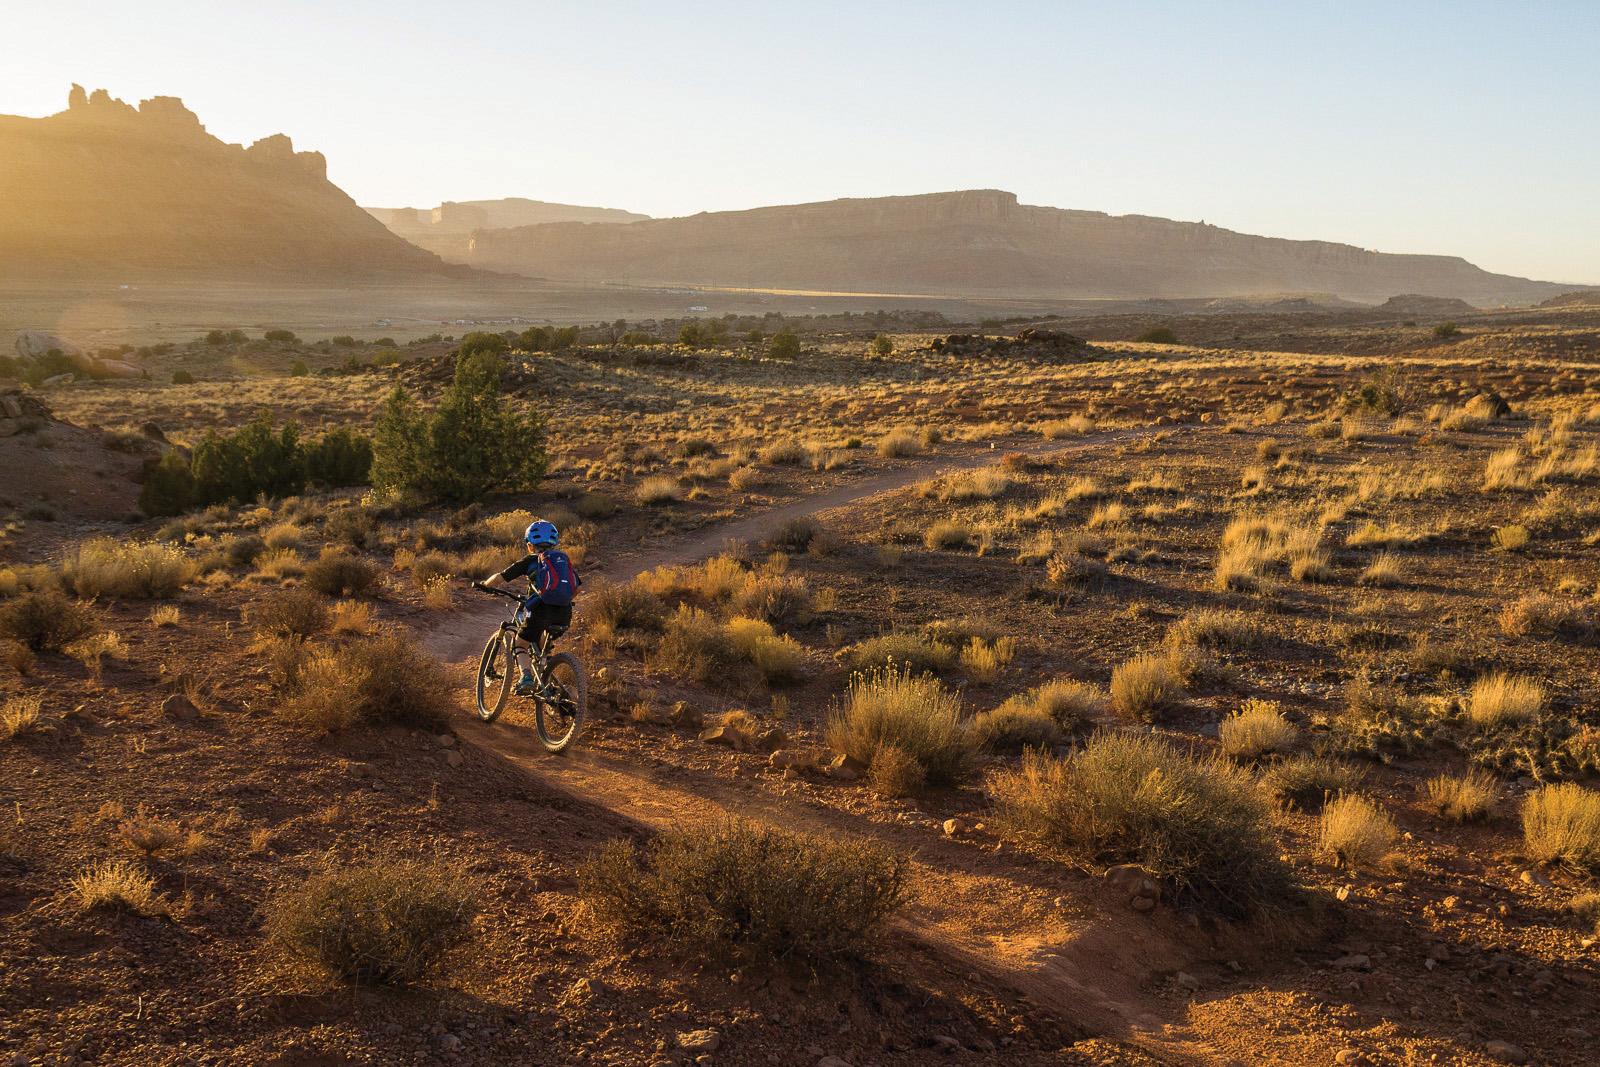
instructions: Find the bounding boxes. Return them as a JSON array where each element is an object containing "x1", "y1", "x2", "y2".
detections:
[{"x1": 471, "y1": 581, "x2": 523, "y2": 602}]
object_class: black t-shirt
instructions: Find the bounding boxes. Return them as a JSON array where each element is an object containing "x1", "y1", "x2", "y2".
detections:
[{"x1": 498, "y1": 554, "x2": 537, "y2": 583}]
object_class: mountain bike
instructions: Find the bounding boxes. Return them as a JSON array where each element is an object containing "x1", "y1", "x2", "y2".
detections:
[{"x1": 470, "y1": 584, "x2": 587, "y2": 753}]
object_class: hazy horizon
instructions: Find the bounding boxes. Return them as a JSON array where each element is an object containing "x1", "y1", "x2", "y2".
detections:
[{"x1": 7, "y1": 0, "x2": 1598, "y2": 285}]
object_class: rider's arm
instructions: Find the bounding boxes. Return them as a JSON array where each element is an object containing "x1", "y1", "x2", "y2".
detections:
[{"x1": 474, "y1": 556, "x2": 530, "y2": 590}]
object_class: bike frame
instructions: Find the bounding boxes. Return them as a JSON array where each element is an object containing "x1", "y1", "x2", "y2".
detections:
[{"x1": 479, "y1": 584, "x2": 562, "y2": 679}]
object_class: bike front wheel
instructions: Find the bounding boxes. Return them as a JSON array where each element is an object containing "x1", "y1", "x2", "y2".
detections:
[
  {"x1": 476, "y1": 629, "x2": 514, "y2": 723},
  {"x1": 535, "y1": 652, "x2": 587, "y2": 753}
]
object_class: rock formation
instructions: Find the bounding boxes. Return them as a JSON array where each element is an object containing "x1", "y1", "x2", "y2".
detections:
[
  {"x1": 0, "y1": 86, "x2": 463, "y2": 282},
  {"x1": 365, "y1": 198, "x2": 648, "y2": 262},
  {"x1": 466, "y1": 189, "x2": 1569, "y2": 306}
]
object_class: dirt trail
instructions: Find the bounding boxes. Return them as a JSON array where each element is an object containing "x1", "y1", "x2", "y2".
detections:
[{"x1": 427, "y1": 429, "x2": 1231, "y2": 1065}]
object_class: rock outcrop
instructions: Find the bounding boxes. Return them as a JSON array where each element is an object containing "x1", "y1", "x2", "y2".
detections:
[
  {"x1": 466, "y1": 189, "x2": 1569, "y2": 306},
  {"x1": 14, "y1": 330, "x2": 142, "y2": 379},
  {"x1": 0, "y1": 86, "x2": 464, "y2": 282},
  {"x1": 1377, "y1": 294, "x2": 1479, "y2": 317},
  {"x1": 366, "y1": 198, "x2": 648, "y2": 262}
]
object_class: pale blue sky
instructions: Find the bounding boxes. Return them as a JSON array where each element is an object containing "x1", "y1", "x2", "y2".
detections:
[{"x1": 7, "y1": 1, "x2": 1597, "y2": 282}]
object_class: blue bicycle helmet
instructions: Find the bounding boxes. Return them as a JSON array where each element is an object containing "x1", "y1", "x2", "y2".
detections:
[{"x1": 524, "y1": 519, "x2": 559, "y2": 548}]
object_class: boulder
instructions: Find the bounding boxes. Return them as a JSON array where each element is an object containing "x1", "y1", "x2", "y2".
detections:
[
  {"x1": 14, "y1": 330, "x2": 80, "y2": 362},
  {"x1": 825, "y1": 753, "x2": 867, "y2": 781}
]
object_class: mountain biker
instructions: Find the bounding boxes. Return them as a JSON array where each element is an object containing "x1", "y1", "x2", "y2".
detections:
[{"x1": 473, "y1": 520, "x2": 581, "y2": 696}]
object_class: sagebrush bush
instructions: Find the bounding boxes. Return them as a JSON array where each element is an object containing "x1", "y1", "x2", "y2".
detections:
[
  {"x1": 264, "y1": 857, "x2": 477, "y2": 983},
  {"x1": 1261, "y1": 755, "x2": 1364, "y2": 812},
  {"x1": 1, "y1": 694, "x2": 43, "y2": 741},
  {"x1": 653, "y1": 605, "x2": 737, "y2": 683},
  {"x1": 1021, "y1": 678, "x2": 1108, "y2": 730},
  {"x1": 281, "y1": 632, "x2": 453, "y2": 732},
  {"x1": 634, "y1": 475, "x2": 682, "y2": 505},
  {"x1": 876, "y1": 429, "x2": 920, "y2": 458},
  {"x1": 724, "y1": 616, "x2": 805, "y2": 683},
  {"x1": 922, "y1": 520, "x2": 972, "y2": 551},
  {"x1": 868, "y1": 742, "x2": 926, "y2": 797},
  {"x1": 847, "y1": 631, "x2": 956, "y2": 674},
  {"x1": 731, "y1": 572, "x2": 812, "y2": 625},
  {"x1": 1319, "y1": 794, "x2": 1397, "y2": 871},
  {"x1": 970, "y1": 703, "x2": 1062, "y2": 753},
  {"x1": 1110, "y1": 653, "x2": 1184, "y2": 721},
  {"x1": 61, "y1": 539, "x2": 196, "y2": 599},
  {"x1": 828, "y1": 667, "x2": 971, "y2": 785},
  {"x1": 249, "y1": 588, "x2": 328, "y2": 639},
  {"x1": 303, "y1": 549, "x2": 379, "y2": 598},
  {"x1": 587, "y1": 579, "x2": 666, "y2": 632},
  {"x1": 1165, "y1": 608, "x2": 1264, "y2": 650},
  {"x1": 988, "y1": 734, "x2": 1297, "y2": 917},
  {"x1": 0, "y1": 588, "x2": 96, "y2": 652},
  {"x1": 578, "y1": 820, "x2": 908, "y2": 964},
  {"x1": 1425, "y1": 769, "x2": 1499, "y2": 822},
  {"x1": 1219, "y1": 699, "x2": 1297, "y2": 761},
  {"x1": 1522, "y1": 783, "x2": 1600, "y2": 874}
]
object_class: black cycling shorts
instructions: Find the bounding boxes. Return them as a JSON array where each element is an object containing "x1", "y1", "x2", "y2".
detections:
[{"x1": 517, "y1": 601, "x2": 572, "y2": 644}]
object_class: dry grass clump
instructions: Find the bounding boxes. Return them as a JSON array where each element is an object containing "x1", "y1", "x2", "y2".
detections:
[
  {"x1": 118, "y1": 808, "x2": 203, "y2": 856},
  {"x1": 61, "y1": 539, "x2": 196, "y2": 599},
  {"x1": 1319, "y1": 794, "x2": 1398, "y2": 871},
  {"x1": 249, "y1": 587, "x2": 328, "y2": 639},
  {"x1": 1491, "y1": 523, "x2": 1531, "y2": 552},
  {"x1": 281, "y1": 632, "x2": 452, "y2": 732},
  {"x1": 876, "y1": 429, "x2": 921, "y2": 458},
  {"x1": 728, "y1": 465, "x2": 766, "y2": 491},
  {"x1": 1521, "y1": 783, "x2": 1600, "y2": 874},
  {"x1": 329, "y1": 599, "x2": 375, "y2": 635},
  {"x1": 635, "y1": 475, "x2": 683, "y2": 506},
  {"x1": 66, "y1": 631, "x2": 125, "y2": 681},
  {"x1": 0, "y1": 588, "x2": 96, "y2": 652},
  {"x1": 149, "y1": 604, "x2": 181, "y2": 628},
  {"x1": 252, "y1": 547, "x2": 304, "y2": 581},
  {"x1": 71, "y1": 859, "x2": 164, "y2": 915},
  {"x1": 1357, "y1": 552, "x2": 1404, "y2": 588},
  {"x1": 579, "y1": 819, "x2": 908, "y2": 965},
  {"x1": 1212, "y1": 512, "x2": 1321, "y2": 591},
  {"x1": 303, "y1": 549, "x2": 380, "y2": 597},
  {"x1": 1261, "y1": 755, "x2": 1364, "y2": 812},
  {"x1": 758, "y1": 439, "x2": 806, "y2": 465},
  {"x1": 828, "y1": 667, "x2": 971, "y2": 785},
  {"x1": 1218, "y1": 699, "x2": 1297, "y2": 761},
  {"x1": 1482, "y1": 447, "x2": 1525, "y2": 490},
  {"x1": 1499, "y1": 592, "x2": 1592, "y2": 638},
  {"x1": 988, "y1": 734, "x2": 1297, "y2": 917},
  {"x1": 958, "y1": 635, "x2": 1017, "y2": 680},
  {"x1": 1, "y1": 694, "x2": 44, "y2": 741},
  {"x1": 765, "y1": 515, "x2": 821, "y2": 552},
  {"x1": 724, "y1": 616, "x2": 806, "y2": 683},
  {"x1": 1041, "y1": 415, "x2": 1095, "y2": 439},
  {"x1": 1109, "y1": 653, "x2": 1185, "y2": 722},
  {"x1": 1021, "y1": 678, "x2": 1109, "y2": 730},
  {"x1": 1165, "y1": 608, "x2": 1264, "y2": 650},
  {"x1": 1466, "y1": 673, "x2": 1544, "y2": 728},
  {"x1": 262, "y1": 522, "x2": 304, "y2": 550},
  {"x1": 846, "y1": 631, "x2": 957, "y2": 674},
  {"x1": 929, "y1": 466, "x2": 1010, "y2": 502},
  {"x1": 922, "y1": 519, "x2": 973, "y2": 551},
  {"x1": 1425, "y1": 770, "x2": 1500, "y2": 822},
  {"x1": 264, "y1": 857, "x2": 478, "y2": 983},
  {"x1": 1044, "y1": 551, "x2": 1108, "y2": 589}
]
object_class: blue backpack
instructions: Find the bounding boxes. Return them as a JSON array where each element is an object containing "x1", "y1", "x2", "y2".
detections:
[{"x1": 532, "y1": 549, "x2": 578, "y2": 606}]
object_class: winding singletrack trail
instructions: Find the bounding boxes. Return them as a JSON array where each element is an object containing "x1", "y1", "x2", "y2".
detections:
[{"x1": 426, "y1": 428, "x2": 1232, "y2": 1065}]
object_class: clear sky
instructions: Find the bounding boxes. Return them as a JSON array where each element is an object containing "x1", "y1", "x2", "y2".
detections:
[{"x1": 7, "y1": 1, "x2": 1597, "y2": 283}]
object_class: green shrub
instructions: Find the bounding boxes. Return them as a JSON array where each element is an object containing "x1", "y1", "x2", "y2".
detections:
[
  {"x1": 0, "y1": 588, "x2": 96, "y2": 652},
  {"x1": 249, "y1": 587, "x2": 328, "y2": 639},
  {"x1": 1135, "y1": 326, "x2": 1177, "y2": 344},
  {"x1": 828, "y1": 667, "x2": 972, "y2": 785},
  {"x1": 263, "y1": 329, "x2": 298, "y2": 344},
  {"x1": 768, "y1": 329, "x2": 801, "y2": 359},
  {"x1": 192, "y1": 411, "x2": 306, "y2": 505},
  {"x1": 171, "y1": 369, "x2": 195, "y2": 385},
  {"x1": 578, "y1": 819, "x2": 907, "y2": 965},
  {"x1": 303, "y1": 429, "x2": 373, "y2": 487},
  {"x1": 870, "y1": 333, "x2": 893, "y2": 357},
  {"x1": 989, "y1": 733, "x2": 1297, "y2": 918},
  {"x1": 970, "y1": 704, "x2": 1062, "y2": 753},
  {"x1": 846, "y1": 631, "x2": 956, "y2": 674},
  {"x1": 1433, "y1": 322, "x2": 1460, "y2": 339},
  {"x1": 370, "y1": 351, "x2": 546, "y2": 504},
  {"x1": 264, "y1": 857, "x2": 477, "y2": 983}
]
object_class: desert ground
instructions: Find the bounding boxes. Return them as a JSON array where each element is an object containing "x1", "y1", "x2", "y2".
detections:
[{"x1": 5, "y1": 302, "x2": 1600, "y2": 1066}]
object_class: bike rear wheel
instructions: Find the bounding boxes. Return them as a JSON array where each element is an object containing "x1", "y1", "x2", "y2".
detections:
[
  {"x1": 476, "y1": 629, "x2": 514, "y2": 723},
  {"x1": 535, "y1": 652, "x2": 587, "y2": 753}
]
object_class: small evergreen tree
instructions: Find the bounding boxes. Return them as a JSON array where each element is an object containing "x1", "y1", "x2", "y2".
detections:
[
  {"x1": 871, "y1": 333, "x2": 893, "y2": 357},
  {"x1": 138, "y1": 450, "x2": 197, "y2": 516},
  {"x1": 769, "y1": 329, "x2": 801, "y2": 359},
  {"x1": 192, "y1": 412, "x2": 305, "y2": 504},
  {"x1": 370, "y1": 352, "x2": 545, "y2": 503},
  {"x1": 304, "y1": 429, "x2": 374, "y2": 487}
]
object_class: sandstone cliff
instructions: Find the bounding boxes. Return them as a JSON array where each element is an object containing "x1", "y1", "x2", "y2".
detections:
[
  {"x1": 366, "y1": 198, "x2": 647, "y2": 262},
  {"x1": 0, "y1": 87, "x2": 460, "y2": 282},
  {"x1": 467, "y1": 189, "x2": 1568, "y2": 306}
]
